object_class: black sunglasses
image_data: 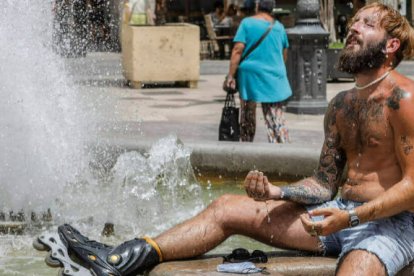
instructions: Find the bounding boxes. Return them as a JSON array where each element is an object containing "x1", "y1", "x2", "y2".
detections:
[{"x1": 223, "y1": 248, "x2": 268, "y2": 263}]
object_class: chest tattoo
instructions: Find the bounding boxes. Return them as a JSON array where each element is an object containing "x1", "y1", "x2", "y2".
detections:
[
  {"x1": 342, "y1": 92, "x2": 387, "y2": 148},
  {"x1": 401, "y1": 136, "x2": 413, "y2": 155}
]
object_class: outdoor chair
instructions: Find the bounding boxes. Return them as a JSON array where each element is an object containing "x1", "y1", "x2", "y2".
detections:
[{"x1": 204, "y1": 14, "x2": 233, "y2": 59}]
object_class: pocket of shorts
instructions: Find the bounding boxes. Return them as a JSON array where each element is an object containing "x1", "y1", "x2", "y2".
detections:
[{"x1": 391, "y1": 213, "x2": 412, "y2": 233}]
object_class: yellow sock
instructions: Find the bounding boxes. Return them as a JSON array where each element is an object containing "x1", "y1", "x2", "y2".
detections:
[{"x1": 143, "y1": 236, "x2": 163, "y2": 262}]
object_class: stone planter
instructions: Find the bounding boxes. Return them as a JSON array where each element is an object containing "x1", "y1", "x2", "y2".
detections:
[
  {"x1": 327, "y1": 48, "x2": 353, "y2": 81},
  {"x1": 121, "y1": 23, "x2": 200, "y2": 88}
]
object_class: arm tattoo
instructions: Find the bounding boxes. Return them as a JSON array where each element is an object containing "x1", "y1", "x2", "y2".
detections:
[
  {"x1": 281, "y1": 92, "x2": 347, "y2": 205},
  {"x1": 281, "y1": 178, "x2": 333, "y2": 204}
]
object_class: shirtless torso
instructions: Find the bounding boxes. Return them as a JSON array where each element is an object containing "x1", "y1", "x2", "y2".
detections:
[{"x1": 334, "y1": 72, "x2": 414, "y2": 212}]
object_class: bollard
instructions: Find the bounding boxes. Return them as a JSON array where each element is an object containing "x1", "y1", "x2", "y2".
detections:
[{"x1": 286, "y1": 0, "x2": 329, "y2": 114}]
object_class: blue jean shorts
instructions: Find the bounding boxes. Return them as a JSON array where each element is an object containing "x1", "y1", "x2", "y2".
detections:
[{"x1": 306, "y1": 198, "x2": 414, "y2": 276}]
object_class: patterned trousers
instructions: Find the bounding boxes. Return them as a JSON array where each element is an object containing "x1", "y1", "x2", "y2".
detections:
[{"x1": 239, "y1": 99, "x2": 290, "y2": 143}]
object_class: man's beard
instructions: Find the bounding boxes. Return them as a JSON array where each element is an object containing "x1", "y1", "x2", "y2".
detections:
[{"x1": 337, "y1": 38, "x2": 387, "y2": 74}]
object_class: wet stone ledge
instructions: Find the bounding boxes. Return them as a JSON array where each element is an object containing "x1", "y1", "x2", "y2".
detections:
[
  {"x1": 0, "y1": 209, "x2": 53, "y2": 234},
  {"x1": 149, "y1": 252, "x2": 414, "y2": 276},
  {"x1": 0, "y1": 221, "x2": 27, "y2": 235}
]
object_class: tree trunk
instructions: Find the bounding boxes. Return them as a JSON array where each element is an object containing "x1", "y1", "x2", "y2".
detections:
[
  {"x1": 319, "y1": 0, "x2": 336, "y2": 42},
  {"x1": 352, "y1": 0, "x2": 364, "y2": 14},
  {"x1": 327, "y1": 0, "x2": 335, "y2": 42},
  {"x1": 320, "y1": 0, "x2": 327, "y2": 30}
]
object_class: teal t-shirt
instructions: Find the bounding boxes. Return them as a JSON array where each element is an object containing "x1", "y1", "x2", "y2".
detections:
[{"x1": 234, "y1": 17, "x2": 292, "y2": 103}]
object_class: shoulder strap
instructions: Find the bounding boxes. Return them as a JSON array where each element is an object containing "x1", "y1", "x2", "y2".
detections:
[{"x1": 240, "y1": 22, "x2": 274, "y2": 63}]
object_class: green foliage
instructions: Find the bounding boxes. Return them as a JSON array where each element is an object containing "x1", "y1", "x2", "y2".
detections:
[{"x1": 329, "y1": 42, "x2": 345, "y2": 49}]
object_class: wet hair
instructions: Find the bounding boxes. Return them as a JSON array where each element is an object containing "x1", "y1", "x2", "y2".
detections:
[
  {"x1": 257, "y1": 0, "x2": 275, "y2": 14},
  {"x1": 350, "y1": 2, "x2": 414, "y2": 67}
]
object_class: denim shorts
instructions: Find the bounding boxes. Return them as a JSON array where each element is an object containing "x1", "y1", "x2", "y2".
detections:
[{"x1": 306, "y1": 198, "x2": 414, "y2": 276}]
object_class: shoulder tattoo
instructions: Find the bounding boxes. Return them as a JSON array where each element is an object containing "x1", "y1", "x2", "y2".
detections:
[{"x1": 386, "y1": 87, "x2": 409, "y2": 110}]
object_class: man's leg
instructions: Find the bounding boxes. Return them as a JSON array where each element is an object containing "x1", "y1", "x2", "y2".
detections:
[
  {"x1": 336, "y1": 250, "x2": 386, "y2": 276},
  {"x1": 155, "y1": 194, "x2": 322, "y2": 260},
  {"x1": 56, "y1": 194, "x2": 322, "y2": 275}
]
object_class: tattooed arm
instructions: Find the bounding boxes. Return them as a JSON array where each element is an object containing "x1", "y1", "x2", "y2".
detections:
[
  {"x1": 280, "y1": 93, "x2": 347, "y2": 205},
  {"x1": 244, "y1": 93, "x2": 347, "y2": 203}
]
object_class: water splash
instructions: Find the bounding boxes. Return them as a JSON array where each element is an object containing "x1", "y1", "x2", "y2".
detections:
[
  {"x1": 0, "y1": 1, "x2": 92, "y2": 212},
  {"x1": 0, "y1": 0, "x2": 203, "y2": 237},
  {"x1": 54, "y1": 135, "x2": 204, "y2": 238},
  {"x1": 0, "y1": 1, "x2": 207, "y2": 273}
]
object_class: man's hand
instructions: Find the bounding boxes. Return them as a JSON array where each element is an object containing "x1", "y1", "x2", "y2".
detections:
[
  {"x1": 244, "y1": 170, "x2": 281, "y2": 201},
  {"x1": 300, "y1": 208, "x2": 349, "y2": 236}
]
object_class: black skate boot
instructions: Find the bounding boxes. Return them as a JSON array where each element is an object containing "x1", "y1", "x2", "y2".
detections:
[{"x1": 58, "y1": 224, "x2": 162, "y2": 276}]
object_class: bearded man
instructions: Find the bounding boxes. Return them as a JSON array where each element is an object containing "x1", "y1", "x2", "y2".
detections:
[{"x1": 43, "y1": 3, "x2": 414, "y2": 276}]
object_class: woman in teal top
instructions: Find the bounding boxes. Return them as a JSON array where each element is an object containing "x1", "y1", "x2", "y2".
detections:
[{"x1": 225, "y1": 0, "x2": 292, "y2": 143}]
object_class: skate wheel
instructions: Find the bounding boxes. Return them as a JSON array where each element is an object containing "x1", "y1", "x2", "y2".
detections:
[
  {"x1": 58, "y1": 268, "x2": 67, "y2": 276},
  {"x1": 45, "y1": 253, "x2": 62, "y2": 268},
  {"x1": 33, "y1": 238, "x2": 48, "y2": 251}
]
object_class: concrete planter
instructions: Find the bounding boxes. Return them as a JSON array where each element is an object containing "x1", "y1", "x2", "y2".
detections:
[
  {"x1": 327, "y1": 48, "x2": 353, "y2": 81},
  {"x1": 121, "y1": 23, "x2": 200, "y2": 88}
]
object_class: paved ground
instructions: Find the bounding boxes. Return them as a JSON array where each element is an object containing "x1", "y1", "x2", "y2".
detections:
[
  {"x1": 66, "y1": 52, "x2": 373, "y2": 147},
  {"x1": 64, "y1": 53, "x2": 414, "y2": 177}
]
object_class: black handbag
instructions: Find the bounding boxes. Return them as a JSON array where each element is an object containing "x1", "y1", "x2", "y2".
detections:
[{"x1": 219, "y1": 93, "x2": 240, "y2": 141}]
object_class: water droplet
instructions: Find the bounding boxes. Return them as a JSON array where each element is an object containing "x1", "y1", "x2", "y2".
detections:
[{"x1": 265, "y1": 201, "x2": 271, "y2": 223}]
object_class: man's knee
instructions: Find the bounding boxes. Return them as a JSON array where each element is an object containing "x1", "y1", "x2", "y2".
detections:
[
  {"x1": 207, "y1": 194, "x2": 248, "y2": 229},
  {"x1": 208, "y1": 194, "x2": 240, "y2": 215},
  {"x1": 336, "y1": 249, "x2": 387, "y2": 276}
]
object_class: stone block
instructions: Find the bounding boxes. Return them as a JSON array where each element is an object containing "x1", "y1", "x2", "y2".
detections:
[{"x1": 121, "y1": 23, "x2": 200, "y2": 87}]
